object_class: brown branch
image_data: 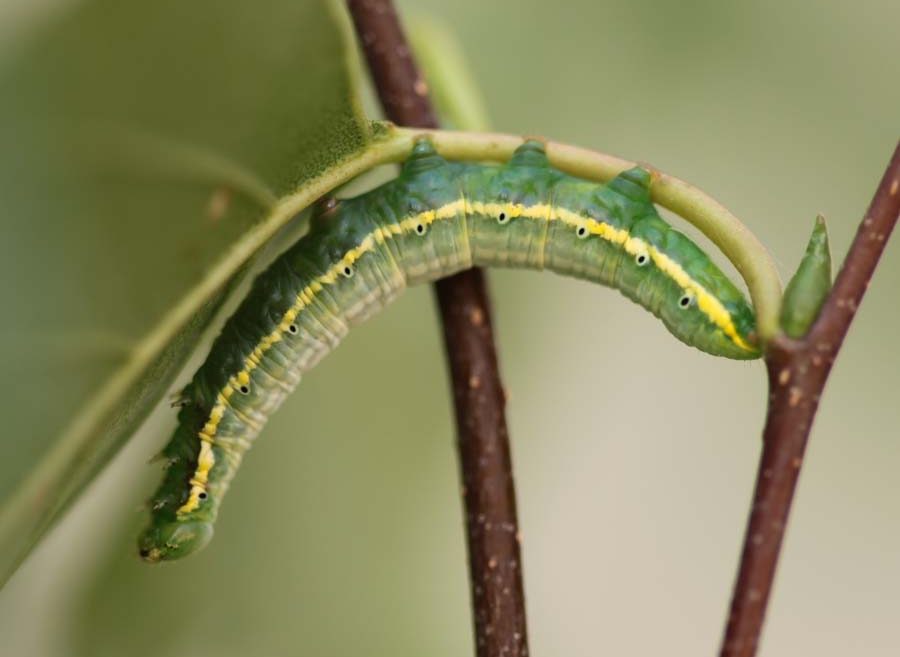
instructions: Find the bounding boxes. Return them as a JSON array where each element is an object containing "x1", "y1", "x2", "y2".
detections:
[
  {"x1": 720, "y1": 141, "x2": 900, "y2": 657},
  {"x1": 344, "y1": 3, "x2": 529, "y2": 656}
]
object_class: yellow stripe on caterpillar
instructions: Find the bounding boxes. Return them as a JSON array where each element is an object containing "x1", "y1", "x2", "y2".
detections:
[{"x1": 176, "y1": 198, "x2": 751, "y2": 520}]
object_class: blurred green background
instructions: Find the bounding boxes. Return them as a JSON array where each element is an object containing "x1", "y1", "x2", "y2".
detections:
[{"x1": 1, "y1": 0, "x2": 898, "y2": 656}]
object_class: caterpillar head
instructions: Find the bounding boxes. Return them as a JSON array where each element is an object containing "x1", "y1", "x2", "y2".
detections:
[
  {"x1": 626, "y1": 218, "x2": 761, "y2": 360},
  {"x1": 138, "y1": 521, "x2": 214, "y2": 562},
  {"x1": 658, "y1": 289, "x2": 760, "y2": 360}
]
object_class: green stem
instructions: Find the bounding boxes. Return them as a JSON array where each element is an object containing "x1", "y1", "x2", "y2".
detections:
[
  {"x1": 408, "y1": 15, "x2": 491, "y2": 131},
  {"x1": 277, "y1": 123, "x2": 784, "y2": 344}
]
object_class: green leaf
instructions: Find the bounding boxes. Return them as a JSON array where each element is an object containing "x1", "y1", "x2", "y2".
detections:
[
  {"x1": 780, "y1": 215, "x2": 833, "y2": 338},
  {"x1": 0, "y1": 0, "x2": 371, "y2": 585}
]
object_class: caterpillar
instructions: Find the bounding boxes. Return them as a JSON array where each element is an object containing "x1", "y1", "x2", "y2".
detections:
[{"x1": 138, "y1": 138, "x2": 759, "y2": 562}]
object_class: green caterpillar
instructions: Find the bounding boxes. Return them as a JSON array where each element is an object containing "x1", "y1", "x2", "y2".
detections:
[{"x1": 138, "y1": 139, "x2": 759, "y2": 562}]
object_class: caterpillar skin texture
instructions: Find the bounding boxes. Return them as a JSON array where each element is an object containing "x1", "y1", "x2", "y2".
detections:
[{"x1": 138, "y1": 140, "x2": 759, "y2": 562}]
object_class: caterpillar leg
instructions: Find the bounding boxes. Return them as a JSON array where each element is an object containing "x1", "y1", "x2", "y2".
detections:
[{"x1": 139, "y1": 520, "x2": 213, "y2": 563}]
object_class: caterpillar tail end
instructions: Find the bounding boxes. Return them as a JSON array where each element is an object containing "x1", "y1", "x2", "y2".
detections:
[{"x1": 138, "y1": 521, "x2": 214, "y2": 563}]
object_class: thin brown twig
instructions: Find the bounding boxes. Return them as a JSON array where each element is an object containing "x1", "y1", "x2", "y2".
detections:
[
  {"x1": 344, "y1": 2, "x2": 529, "y2": 656},
  {"x1": 720, "y1": 141, "x2": 900, "y2": 657}
]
